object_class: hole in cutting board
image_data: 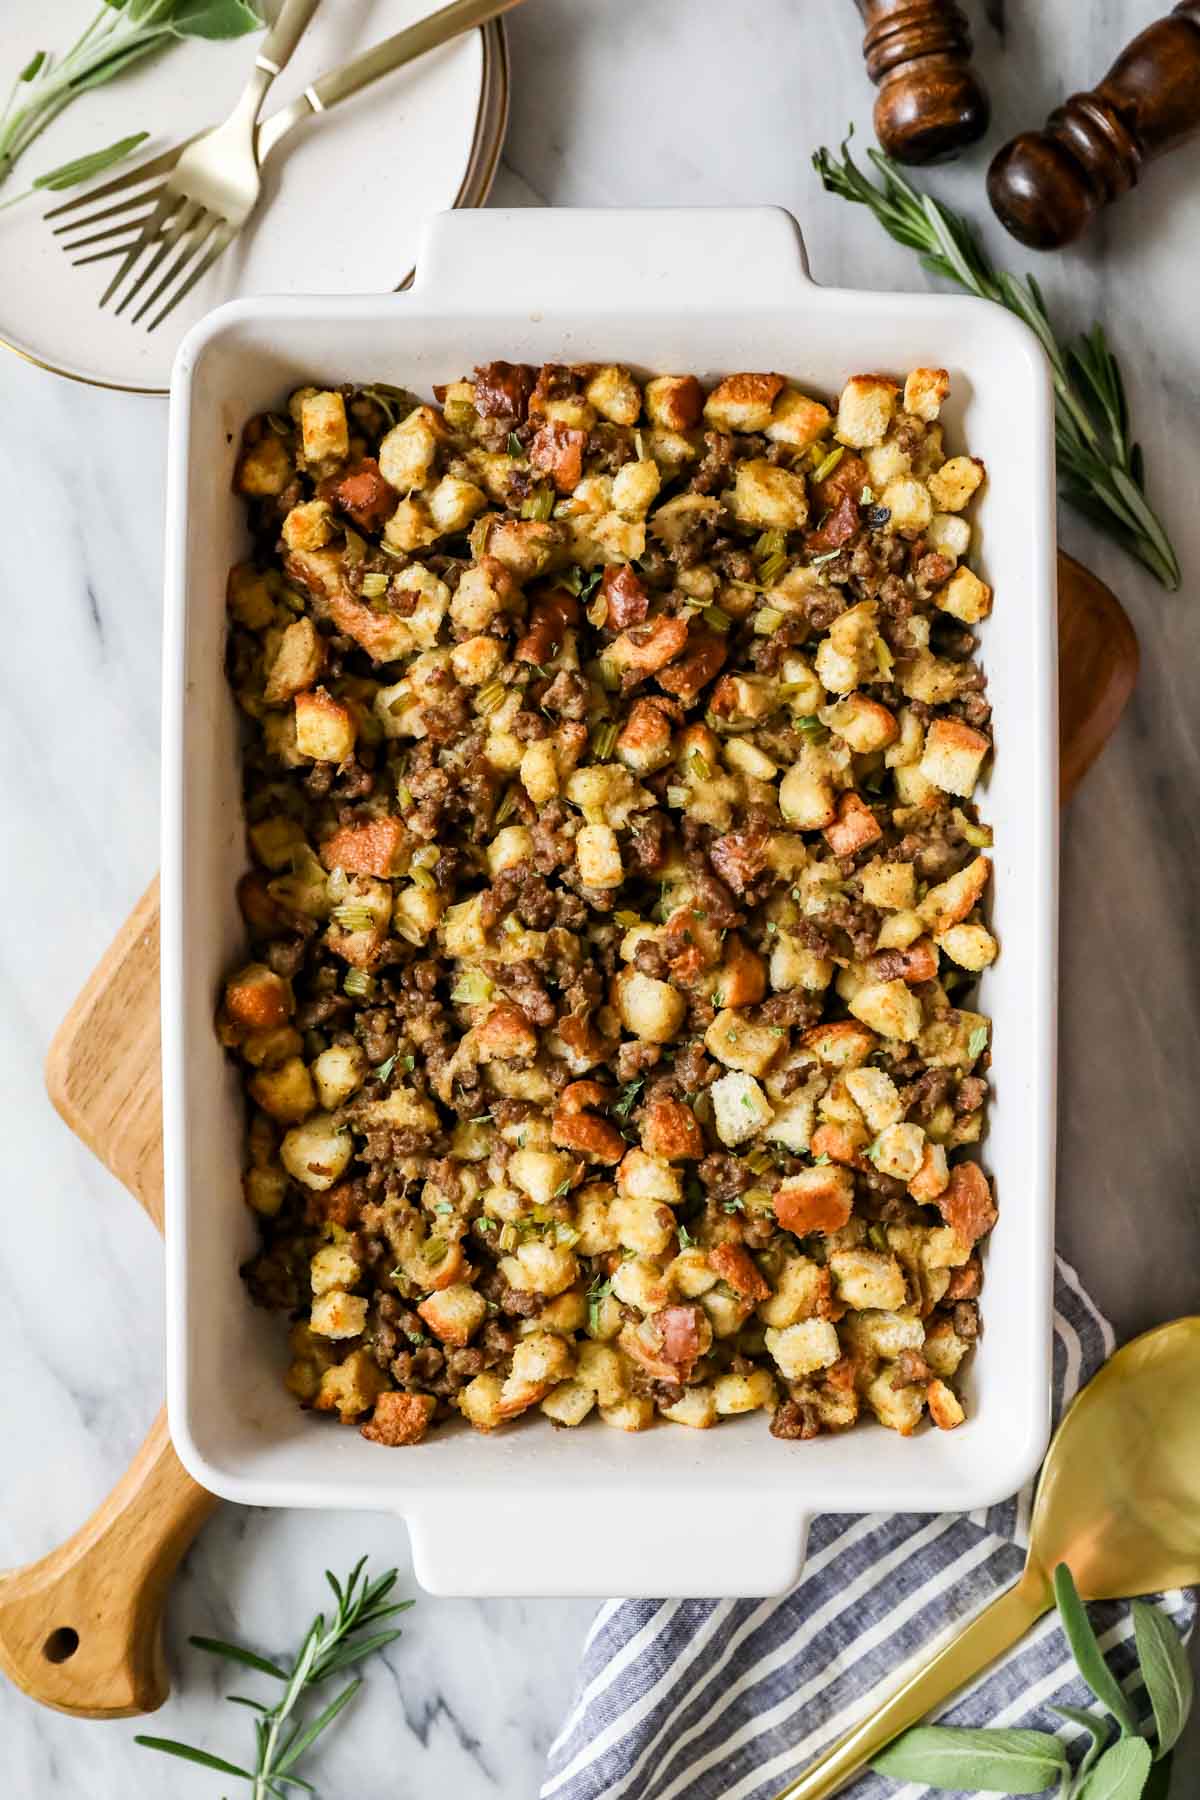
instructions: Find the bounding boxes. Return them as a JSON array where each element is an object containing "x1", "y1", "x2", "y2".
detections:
[{"x1": 42, "y1": 1627, "x2": 79, "y2": 1663}]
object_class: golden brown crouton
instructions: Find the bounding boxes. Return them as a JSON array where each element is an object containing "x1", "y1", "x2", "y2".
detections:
[{"x1": 361, "y1": 1390, "x2": 438, "y2": 1445}]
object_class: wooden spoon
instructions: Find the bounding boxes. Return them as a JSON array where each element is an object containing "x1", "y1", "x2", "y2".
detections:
[
  {"x1": 775, "y1": 1315, "x2": 1200, "y2": 1798},
  {"x1": 0, "y1": 553, "x2": 1138, "y2": 1718}
]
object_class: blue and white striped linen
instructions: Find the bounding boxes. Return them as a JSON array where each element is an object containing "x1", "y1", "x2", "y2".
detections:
[{"x1": 543, "y1": 1256, "x2": 1194, "y2": 1800}]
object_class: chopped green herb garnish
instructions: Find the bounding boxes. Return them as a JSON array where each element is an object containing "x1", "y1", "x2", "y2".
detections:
[
  {"x1": 507, "y1": 431, "x2": 524, "y2": 457},
  {"x1": 613, "y1": 1079, "x2": 644, "y2": 1120}
]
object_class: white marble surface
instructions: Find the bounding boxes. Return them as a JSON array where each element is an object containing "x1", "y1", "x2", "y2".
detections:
[{"x1": 3, "y1": 0, "x2": 1200, "y2": 1792}]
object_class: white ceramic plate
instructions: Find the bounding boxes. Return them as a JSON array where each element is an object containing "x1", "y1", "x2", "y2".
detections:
[{"x1": 0, "y1": 2, "x2": 507, "y2": 392}]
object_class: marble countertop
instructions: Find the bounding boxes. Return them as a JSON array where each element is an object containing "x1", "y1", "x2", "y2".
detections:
[{"x1": 3, "y1": 0, "x2": 1199, "y2": 1792}]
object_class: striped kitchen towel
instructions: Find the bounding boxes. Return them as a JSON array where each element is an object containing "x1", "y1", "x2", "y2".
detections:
[{"x1": 542, "y1": 1256, "x2": 1194, "y2": 1800}]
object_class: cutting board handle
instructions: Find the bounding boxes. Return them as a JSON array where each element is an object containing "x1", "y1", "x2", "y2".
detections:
[{"x1": 0, "y1": 1409, "x2": 217, "y2": 1718}]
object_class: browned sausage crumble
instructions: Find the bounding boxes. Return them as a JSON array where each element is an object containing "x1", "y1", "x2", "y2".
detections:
[{"x1": 220, "y1": 362, "x2": 996, "y2": 1446}]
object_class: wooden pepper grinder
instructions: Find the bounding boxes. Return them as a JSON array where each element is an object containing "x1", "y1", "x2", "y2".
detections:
[
  {"x1": 853, "y1": 0, "x2": 991, "y2": 164},
  {"x1": 988, "y1": 2, "x2": 1200, "y2": 248}
]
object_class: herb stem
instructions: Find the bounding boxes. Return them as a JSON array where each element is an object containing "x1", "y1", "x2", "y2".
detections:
[{"x1": 813, "y1": 135, "x2": 1181, "y2": 590}]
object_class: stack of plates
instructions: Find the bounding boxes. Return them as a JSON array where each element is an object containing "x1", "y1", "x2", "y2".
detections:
[{"x1": 0, "y1": 1, "x2": 509, "y2": 392}]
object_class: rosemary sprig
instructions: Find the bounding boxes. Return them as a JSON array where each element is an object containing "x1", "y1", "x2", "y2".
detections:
[
  {"x1": 137, "y1": 1558, "x2": 413, "y2": 1798},
  {"x1": 812, "y1": 134, "x2": 1181, "y2": 591}
]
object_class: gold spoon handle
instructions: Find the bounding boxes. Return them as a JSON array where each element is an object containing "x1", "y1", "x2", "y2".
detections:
[
  {"x1": 257, "y1": 0, "x2": 525, "y2": 163},
  {"x1": 772, "y1": 1576, "x2": 1052, "y2": 1800}
]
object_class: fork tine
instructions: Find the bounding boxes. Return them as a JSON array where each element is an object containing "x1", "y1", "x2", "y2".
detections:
[
  {"x1": 43, "y1": 142, "x2": 189, "y2": 220},
  {"x1": 54, "y1": 187, "x2": 164, "y2": 241},
  {"x1": 99, "y1": 187, "x2": 182, "y2": 309},
  {"x1": 59, "y1": 211, "x2": 158, "y2": 254},
  {"x1": 111, "y1": 197, "x2": 197, "y2": 316},
  {"x1": 73, "y1": 239, "x2": 162, "y2": 267},
  {"x1": 130, "y1": 208, "x2": 219, "y2": 326},
  {"x1": 146, "y1": 220, "x2": 235, "y2": 333}
]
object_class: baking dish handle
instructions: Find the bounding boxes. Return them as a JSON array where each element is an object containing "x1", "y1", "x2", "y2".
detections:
[
  {"x1": 410, "y1": 205, "x2": 814, "y2": 312},
  {"x1": 406, "y1": 1495, "x2": 810, "y2": 1599}
]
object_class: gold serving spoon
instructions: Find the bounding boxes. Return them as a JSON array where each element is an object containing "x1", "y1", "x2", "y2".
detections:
[{"x1": 774, "y1": 1316, "x2": 1200, "y2": 1799}]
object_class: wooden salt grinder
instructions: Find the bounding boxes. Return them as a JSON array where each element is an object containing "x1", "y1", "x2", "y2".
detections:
[
  {"x1": 853, "y1": 0, "x2": 990, "y2": 164},
  {"x1": 988, "y1": 2, "x2": 1200, "y2": 248}
]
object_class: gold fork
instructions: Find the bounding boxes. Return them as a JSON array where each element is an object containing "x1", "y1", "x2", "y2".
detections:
[
  {"x1": 51, "y1": 0, "x2": 526, "y2": 334},
  {"x1": 91, "y1": 0, "x2": 322, "y2": 328}
]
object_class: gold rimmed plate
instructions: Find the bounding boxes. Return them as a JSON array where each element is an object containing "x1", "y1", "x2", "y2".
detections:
[{"x1": 0, "y1": 1, "x2": 508, "y2": 393}]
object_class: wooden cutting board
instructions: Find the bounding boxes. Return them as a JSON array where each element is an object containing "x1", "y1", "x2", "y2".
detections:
[{"x1": 0, "y1": 550, "x2": 1138, "y2": 1720}]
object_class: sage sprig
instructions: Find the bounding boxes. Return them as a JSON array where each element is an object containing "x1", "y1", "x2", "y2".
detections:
[
  {"x1": 0, "y1": 130, "x2": 148, "y2": 213},
  {"x1": 137, "y1": 1557, "x2": 413, "y2": 1797},
  {"x1": 0, "y1": 1, "x2": 262, "y2": 193},
  {"x1": 871, "y1": 1565, "x2": 1192, "y2": 1797},
  {"x1": 812, "y1": 134, "x2": 1182, "y2": 591}
]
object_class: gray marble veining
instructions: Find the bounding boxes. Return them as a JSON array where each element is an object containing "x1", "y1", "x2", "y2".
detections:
[{"x1": 2, "y1": 0, "x2": 1199, "y2": 1790}]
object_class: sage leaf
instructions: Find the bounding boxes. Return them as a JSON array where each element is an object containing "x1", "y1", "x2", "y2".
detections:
[
  {"x1": 168, "y1": 0, "x2": 265, "y2": 39},
  {"x1": 1050, "y1": 1703, "x2": 1110, "y2": 1780},
  {"x1": 32, "y1": 132, "x2": 148, "y2": 191},
  {"x1": 1053, "y1": 1564, "x2": 1139, "y2": 1735},
  {"x1": 871, "y1": 1725, "x2": 1068, "y2": 1793},
  {"x1": 1132, "y1": 1600, "x2": 1194, "y2": 1758},
  {"x1": 1074, "y1": 1736, "x2": 1153, "y2": 1800}
]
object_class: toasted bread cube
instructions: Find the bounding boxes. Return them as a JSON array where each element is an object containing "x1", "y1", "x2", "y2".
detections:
[
  {"x1": 500, "y1": 1239, "x2": 579, "y2": 1299},
  {"x1": 310, "y1": 1242, "x2": 360, "y2": 1298},
  {"x1": 860, "y1": 859, "x2": 916, "y2": 911},
  {"x1": 732, "y1": 459, "x2": 809, "y2": 530},
  {"x1": 449, "y1": 635, "x2": 503, "y2": 690},
  {"x1": 419, "y1": 1283, "x2": 488, "y2": 1346},
  {"x1": 426, "y1": 475, "x2": 484, "y2": 536},
  {"x1": 830, "y1": 1248, "x2": 907, "y2": 1311},
  {"x1": 383, "y1": 496, "x2": 440, "y2": 554},
  {"x1": 927, "y1": 1378, "x2": 965, "y2": 1430},
  {"x1": 845, "y1": 1067, "x2": 903, "y2": 1134},
  {"x1": 295, "y1": 688, "x2": 356, "y2": 763},
  {"x1": 616, "y1": 1148, "x2": 682, "y2": 1206},
  {"x1": 757, "y1": 1254, "x2": 829, "y2": 1328},
  {"x1": 225, "y1": 963, "x2": 292, "y2": 1032},
  {"x1": 827, "y1": 693, "x2": 898, "y2": 754},
  {"x1": 507, "y1": 1146, "x2": 576, "y2": 1210},
  {"x1": 841, "y1": 1308, "x2": 925, "y2": 1361},
  {"x1": 871, "y1": 1122, "x2": 926, "y2": 1181},
  {"x1": 280, "y1": 1112, "x2": 353, "y2": 1190},
  {"x1": 235, "y1": 430, "x2": 293, "y2": 497},
  {"x1": 576, "y1": 1340, "x2": 628, "y2": 1406},
  {"x1": 764, "y1": 1086, "x2": 817, "y2": 1155},
  {"x1": 659, "y1": 1385, "x2": 718, "y2": 1428},
  {"x1": 321, "y1": 815, "x2": 405, "y2": 878},
  {"x1": 540, "y1": 1379, "x2": 597, "y2": 1427},
  {"x1": 487, "y1": 825, "x2": 534, "y2": 876},
  {"x1": 865, "y1": 1369, "x2": 925, "y2": 1435},
  {"x1": 227, "y1": 563, "x2": 278, "y2": 630},
  {"x1": 824, "y1": 792, "x2": 883, "y2": 858},
  {"x1": 919, "y1": 856, "x2": 991, "y2": 934},
  {"x1": 644, "y1": 374, "x2": 704, "y2": 431},
  {"x1": 903, "y1": 368, "x2": 950, "y2": 422},
  {"x1": 705, "y1": 1009, "x2": 784, "y2": 1078},
  {"x1": 714, "y1": 1368, "x2": 778, "y2": 1415},
  {"x1": 576, "y1": 823, "x2": 623, "y2": 889},
  {"x1": 641, "y1": 1097, "x2": 704, "y2": 1162},
  {"x1": 909, "y1": 1141, "x2": 951, "y2": 1202},
  {"x1": 929, "y1": 456, "x2": 984, "y2": 513},
  {"x1": 669, "y1": 1247, "x2": 719, "y2": 1299},
  {"x1": 497, "y1": 1330, "x2": 575, "y2": 1418},
  {"x1": 919, "y1": 718, "x2": 990, "y2": 798},
  {"x1": 864, "y1": 440, "x2": 912, "y2": 488},
  {"x1": 459, "y1": 1370, "x2": 506, "y2": 1431},
  {"x1": 250, "y1": 1055, "x2": 315, "y2": 1124},
  {"x1": 585, "y1": 363, "x2": 642, "y2": 425},
  {"x1": 451, "y1": 558, "x2": 516, "y2": 633},
  {"x1": 923, "y1": 1318, "x2": 972, "y2": 1378},
  {"x1": 618, "y1": 969, "x2": 687, "y2": 1043},
  {"x1": 300, "y1": 390, "x2": 349, "y2": 464},
  {"x1": 283, "y1": 500, "x2": 336, "y2": 556},
  {"x1": 766, "y1": 387, "x2": 832, "y2": 449},
  {"x1": 310, "y1": 1290, "x2": 368, "y2": 1339},
  {"x1": 265, "y1": 616, "x2": 324, "y2": 704},
  {"x1": 616, "y1": 697, "x2": 675, "y2": 774},
  {"x1": 360, "y1": 1390, "x2": 437, "y2": 1445},
  {"x1": 314, "y1": 1350, "x2": 388, "y2": 1421},
  {"x1": 927, "y1": 511, "x2": 972, "y2": 562},
  {"x1": 710, "y1": 1070, "x2": 773, "y2": 1146},
  {"x1": 880, "y1": 477, "x2": 933, "y2": 535},
  {"x1": 378, "y1": 405, "x2": 441, "y2": 488},
  {"x1": 773, "y1": 1165, "x2": 855, "y2": 1236},
  {"x1": 765, "y1": 1318, "x2": 841, "y2": 1379},
  {"x1": 936, "y1": 923, "x2": 998, "y2": 972},
  {"x1": 799, "y1": 1020, "x2": 878, "y2": 1070},
  {"x1": 705, "y1": 372, "x2": 785, "y2": 433},
  {"x1": 769, "y1": 934, "x2": 833, "y2": 995},
  {"x1": 849, "y1": 978, "x2": 922, "y2": 1043},
  {"x1": 600, "y1": 1394, "x2": 655, "y2": 1432},
  {"x1": 244, "y1": 1165, "x2": 287, "y2": 1216},
  {"x1": 612, "y1": 459, "x2": 661, "y2": 518},
  {"x1": 835, "y1": 375, "x2": 898, "y2": 448},
  {"x1": 311, "y1": 1043, "x2": 367, "y2": 1111},
  {"x1": 779, "y1": 760, "x2": 836, "y2": 828},
  {"x1": 938, "y1": 565, "x2": 993, "y2": 625},
  {"x1": 520, "y1": 738, "x2": 559, "y2": 806}
]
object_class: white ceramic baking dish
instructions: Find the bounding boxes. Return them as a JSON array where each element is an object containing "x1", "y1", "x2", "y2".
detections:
[{"x1": 163, "y1": 206, "x2": 1058, "y2": 1598}]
